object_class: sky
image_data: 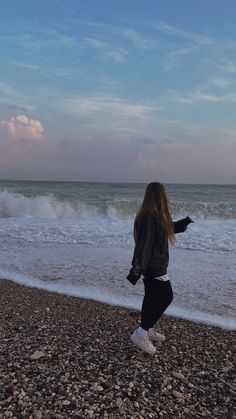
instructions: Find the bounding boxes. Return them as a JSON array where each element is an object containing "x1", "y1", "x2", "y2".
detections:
[{"x1": 0, "y1": 0, "x2": 236, "y2": 184}]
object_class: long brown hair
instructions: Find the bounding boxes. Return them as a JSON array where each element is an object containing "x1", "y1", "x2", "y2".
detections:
[{"x1": 134, "y1": 182, "x2": 175, "y2": 245}]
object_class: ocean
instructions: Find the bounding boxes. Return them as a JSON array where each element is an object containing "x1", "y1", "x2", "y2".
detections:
[{"x1": 0, "y1": 180, "x2": 235, "y2": 330}]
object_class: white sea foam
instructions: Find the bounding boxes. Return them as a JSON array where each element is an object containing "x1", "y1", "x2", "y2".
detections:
[
  {"x1": 0, "y1": 190, "x2": 97, "y2": 219},
  {"x1": 0, "y1": 271, "x2": 235, "y2": 331},
  {"x1": 0, "y1": 215, "x2": 235, "y2": 252},
  {"x1": 0, "y1": 189, "x2": 236, "y2": 220}
]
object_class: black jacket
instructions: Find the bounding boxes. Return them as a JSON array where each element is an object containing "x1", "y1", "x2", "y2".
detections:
[{"x1": 132, "y1": 212, "x2": 190, "y2": 277}]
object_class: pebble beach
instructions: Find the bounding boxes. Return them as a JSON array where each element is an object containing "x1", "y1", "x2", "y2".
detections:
[{"x1": 0, "y1": 279, "x2": 235, "y2": 419}]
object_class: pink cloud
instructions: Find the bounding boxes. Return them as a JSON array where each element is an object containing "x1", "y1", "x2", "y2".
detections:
[{"x1": 0, "y1": 115, "x2": 46, "y2": 140}]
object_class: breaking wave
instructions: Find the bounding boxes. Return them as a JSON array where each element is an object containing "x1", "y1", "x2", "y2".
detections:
[
  {"x1": 0, "y1": 189, "x2": 235, "y2": 220},
  {"x1": 0, "y1": 190, "x2": 136, "y2": 219}
]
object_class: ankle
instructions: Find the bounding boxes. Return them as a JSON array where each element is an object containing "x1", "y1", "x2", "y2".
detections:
[{"x1": 137, "y1": 326, "x2": 148, "y2": 337}]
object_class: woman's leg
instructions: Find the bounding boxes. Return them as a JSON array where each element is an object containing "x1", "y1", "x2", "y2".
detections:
[{"x1": 140, "y1": 278, "x2": 173, "y2": 330}]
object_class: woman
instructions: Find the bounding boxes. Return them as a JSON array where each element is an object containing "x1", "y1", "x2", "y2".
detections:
[{"x1": 128, "y1": 182, "x2": 193, "y2": 354}]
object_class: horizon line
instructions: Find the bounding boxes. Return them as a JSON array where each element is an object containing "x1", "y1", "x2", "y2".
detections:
[{"x1": 0, "y1": 178, "x2": 235, "y2": 186}]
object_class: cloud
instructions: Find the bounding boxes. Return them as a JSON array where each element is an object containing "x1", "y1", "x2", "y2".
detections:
[
  {"x1": 163, "y1": 47, "x2": 195, "y2": 70},
  {"x1": 84, "y1": 37, "x2": 127, "y2": 63},
  {"x1": 119, "y1": 28, "x2": 155, "y2": 50},
  {"x1": 46, "y1": 67, "x2": 79, "y2": 79},
  {"x1": 17, "y1": 30, "x2": 77, "y2": 51},
  {"x1": 0, "y1": 81, "x2": 19, "y2": 97},
  {"x1": 107, "y1": 50, "x2": 127, "y2": 63},
  {"x1": 216, "y1": 60, "x2": 236, "y2": 74},
  {"x1": 13, "y1": 62, "x2": 40, "y2": 72},
  {"x1": 0, "y1": 115, "x2": 46, "y2": 140},
  {"x1": 168, "y1": 87, "x2": 236, "y2": 104},
  {"x1": 206, "y1": 58, "x2": 236, "y2": 75},
  {"x1": 62, "y1": 95, "x2": 156, "y2": 118},
  {"x1": 133, "y1": 138, "x2": 236, "y2": 184},
  {"x1": 85, "y1": 37, "x2": 106, "y2": 49},
  {"x1": 150, "y1": 20, "x2": 214, "y2": 46},
  {"x1": 0, "y1": 80, "x2": 34, "y2": 111},
  {"x1": 210, "y1": 78, "x2": 233, "y2": 88}
]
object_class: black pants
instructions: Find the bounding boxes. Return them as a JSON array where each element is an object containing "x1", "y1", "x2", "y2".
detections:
[{"x1": 140, "y1": 277, "x2": 173, "y2": 330}]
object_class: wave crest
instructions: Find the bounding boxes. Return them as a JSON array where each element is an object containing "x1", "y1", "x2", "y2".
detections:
[
  {"x1": 0, "y1": 190, "x2": 235, "y2": 220},
  {"x1": 0, "y1": 190, "x2": 136, "y2": 219}
]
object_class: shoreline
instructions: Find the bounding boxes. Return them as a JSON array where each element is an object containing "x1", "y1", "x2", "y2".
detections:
[
  {"x1": 0, "y1": 279, "x2": 235, "y2": 418},
  {"x1": 1, "y1": 273, "x2": 235, "y2": 332}
]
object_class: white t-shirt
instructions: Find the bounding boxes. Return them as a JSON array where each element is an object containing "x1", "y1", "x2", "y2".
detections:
[{"x1": 154, "y1": 274, "x2": 169, "y2": 282}]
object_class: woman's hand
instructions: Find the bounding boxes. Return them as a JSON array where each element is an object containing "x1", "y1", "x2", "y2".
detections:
[
  {"x1": 127, "y1": 267, "x2": 141, "y2": 285},
  {"x1": 173, "y1": 216, "x2": 194, "y2": 233},
  {"x1": 185, "y1": 216, "x2": 194, "y2": 225}
]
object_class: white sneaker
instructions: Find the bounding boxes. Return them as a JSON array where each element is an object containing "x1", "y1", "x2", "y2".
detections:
[
  {"x1": 130, "y1": 330, "x2": 156, "y2": 354},
  {"x1": 148, "y1": 328, "x2": 166, "y2": 342}
]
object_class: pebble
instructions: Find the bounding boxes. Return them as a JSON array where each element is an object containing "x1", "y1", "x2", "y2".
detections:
[
  {"x1": 172, "y1": 390, "x2": 183, "y2": 398},
  {"x1": 172, "y1": 371, "x2": 188, "y2": 383},
  {"x1": 116, "y1": 397, "x2": 123, "y2": 408},
  {"x1": 4, "y1": 412, "x2": 13, "y2": 418},
  {"x1": 86, "y1": 410, "x2": 94, "y2": 417},
  {"x1": 62, "y1": 400, "x2": 71, "y2": 406},
  {"x1": 173, "y1": 372, "x2": 185, "y2": 379},
  {"x1": 33, "y1": 411, "x2": 43, "y2": 419},
  {"x1": 60, "y1": 375, "x2": 68, "y2": 384},
  {"x1": 30, "y1": 351, "x2": 45, "y2": 361}
]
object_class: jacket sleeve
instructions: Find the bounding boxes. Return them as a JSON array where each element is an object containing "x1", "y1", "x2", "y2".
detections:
[
  {"x1": 132, "y1": 213, "x2": 155, "y2": 273},
  {"x1": 173, "y1": 217, "x2": 189, "y2": 233}
]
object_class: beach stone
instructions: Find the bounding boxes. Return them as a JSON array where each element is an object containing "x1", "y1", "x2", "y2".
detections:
[
  {"x1": 116, "y1": 397, "x2": 123, "y2": 408},
  {"x1": 62, "y1": 400, "x2": 71, "y2": 406},
  {"x1": 30, "y1": 351, "x2": 45, "y2": 361},
  {"x1": 86, "y1": 410, "x2": 94, "y2": 418},
  {"x1": 173, "y1": 372, "x2": 185, "y2": 380},
  {"x1": 184, "y1": 408, "x2": 190, "y2": 414},
  {"x1": 4, "y1": 412, "x2": 13, "y2": 418},
  {"x1": 172, "y1": 390, "x2": 183, "y2": 398},
  {"x1": 34, "y1": 411, "x2": 43, "y2": 419}
]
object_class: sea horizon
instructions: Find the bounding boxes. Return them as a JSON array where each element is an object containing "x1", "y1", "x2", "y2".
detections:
[{"x1": 0, "y1": 178, "x2": 235, "y2": 186}]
